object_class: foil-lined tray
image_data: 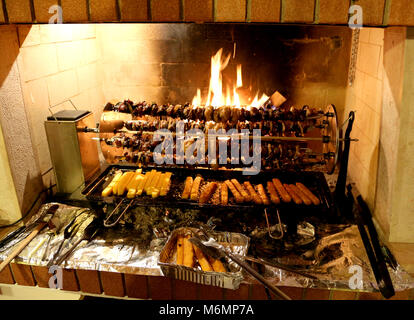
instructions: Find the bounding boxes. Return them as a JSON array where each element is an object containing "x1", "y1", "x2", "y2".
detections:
[{"x1": 158, "y1": 227, "x2": 249, "y2": 290}]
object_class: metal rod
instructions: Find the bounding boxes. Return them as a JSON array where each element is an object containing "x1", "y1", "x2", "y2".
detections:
[
  {"x1": 222, "y1": 250, "x2": 292, "y2": 300},
  {"x1": 111, "y1": 130, "x2": 358, "y2": 143},
  {"x1": 242, "y1": 256, "x2": 318, "y2": 280}
]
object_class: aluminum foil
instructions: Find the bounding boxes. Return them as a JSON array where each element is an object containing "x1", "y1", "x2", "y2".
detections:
[
  {"x1": 1, "y1": 202, "x2": 413, "y2": 292},
  {"x1": 244, "y1": 224, "x2": 414, "y2": 291},
  {"x1": 158, "y1": 227, "x2": 249, "y2": 289}
]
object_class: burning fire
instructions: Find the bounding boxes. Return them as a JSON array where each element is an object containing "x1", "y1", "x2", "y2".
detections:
[{"x1": 192, "y1": 48, "x2": 269, "y2": 109}]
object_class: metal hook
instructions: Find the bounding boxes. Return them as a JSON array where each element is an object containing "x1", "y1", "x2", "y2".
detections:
[{"x1": 264, "y1": 208, "x2": 284, "y2": 240}]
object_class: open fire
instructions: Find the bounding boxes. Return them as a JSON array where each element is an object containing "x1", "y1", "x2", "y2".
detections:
[{"x1": 192, "y1": 49, "x2": 269, "y2": 109}]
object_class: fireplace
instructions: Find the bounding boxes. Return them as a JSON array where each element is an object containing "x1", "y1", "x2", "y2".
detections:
[{"x1": 0, "y1": 0, "x2": 414, "y2": 300}]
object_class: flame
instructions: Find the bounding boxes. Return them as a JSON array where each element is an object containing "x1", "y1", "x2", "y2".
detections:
[
  {"x1": 236, "y1": 64, "x2": 242, "y2": 88},
  {"x1": 233, "y1": 87, "x2": 241, "y2": 108},
  {"x1": 192, "y1": 48, "x2": 268, "y2": 109},
  {"x1": 250, "y1": 93, "x2": 270, "y2": 109},
  {"x1": 226, "y1": 86, "x2": 231, "y2": 106},
  {"x1": 192, "y1": 88, "x2": 201, "y2": 106}
]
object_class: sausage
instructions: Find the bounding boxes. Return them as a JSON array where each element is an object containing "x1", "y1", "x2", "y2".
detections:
[
  {"x1": 272, "y1": 178, "x2": 291, "y2": 203},
  {"x1": 289, "y1": 184, "x2": 312, "y2": 205},
  {"x1": 221, "y1": 182, "x2": 228, "y2": 205},
  {"x1": 266, "y1": 181, "x2": 281, "y2": 204},
  {"x1": 199, "y1": 182, "x2": 218, "y2": 204},
  {"x1": 256, "y1": 184, "x2": 270, "y2": 205},
  {"x1": 283, "y1": 184, "x2": 303, "y2": 205},
  {"x1": 243, "y1": 181, "x2": 262, "y2": 204},
  {"x1": 190, "y1": 176, "x2": 203, "y2": 201},
  {"x1": 231, "y1": 179, "x2": 251, "y2": 202},
  {"x1": 181, "y1": 177, "x2": 193, "y2": 199},
  {"x1": 296, "y1": 182, "x2": 320, "y2": 205},
  {"x1": 225, "y1": 180, "x2": 244, "y2": 203}
]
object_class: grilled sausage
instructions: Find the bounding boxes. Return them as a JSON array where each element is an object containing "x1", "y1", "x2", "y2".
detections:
[
  {"x1": 272, "y1": 178, "x2": 292, "y2": 203},
  {"x1": 267, "y1": 181, "x2": 281, "y2": 204},
  {"x1": 199, "y1": 182, "x2": 218, "y2": 204},
  {"x1": 283, "y1": 184, "x2": 303, "y2": 205},
  {"x1": 296, "y1": 182, "x2": 320, "y2": 205},
  {"x1": 221, "y1": 182, "x2": 228, "y2": 205},
  {"x1": 225, "y1": 180, "x2": 244, "y2": 203},
  {"x1": 257, "y1": 184, "x2": 270, "y2": 205},
  {"x1": 289, "y1": 184, "x2": 312, "y2": 205},
  {"x1": 243, "y1": 181, "x2": 262, "y2": 204},
  {"x1": 231, "y1": 179, "x2": 251, "y2": 202}
]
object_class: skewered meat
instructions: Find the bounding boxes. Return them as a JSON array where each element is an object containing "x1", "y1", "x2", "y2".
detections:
[{"x1": 204, "y1": 106, "x2": 214, "y2": 121}]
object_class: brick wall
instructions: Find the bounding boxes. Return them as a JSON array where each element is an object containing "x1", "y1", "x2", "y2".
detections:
[
  {"x1": 1, "y1": 264, "x2": 413, "y2": 300},
  {"x1": 14, "y1": 24, "x2": 105, "y2": 188},
  {"x1": 0, "y1": 0, "x2": 414, "y2": 26}
]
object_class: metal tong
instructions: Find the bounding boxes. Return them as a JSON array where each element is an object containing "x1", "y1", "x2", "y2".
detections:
[
  {"x1": 0, "y1": 205, "x2": 59, "y2": 273},
  {"x1": 0, "y1": 204, "x2": 59, "y2": 251},
  {"x1": 264, "y1": 208, "x2": 284, "y2": 240},
  {"x1": 103, "y1": 199, "x2": 134, "y2": 227},
  {"x1": 189, "y1": 231, "x2": 292, "y2": 300},
  {"x1": 47, "y1": 210, "x2": 90, "y2": 267},
  {"x1": 53, "y1": 216, "x2": 102, "y2": 266}
]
